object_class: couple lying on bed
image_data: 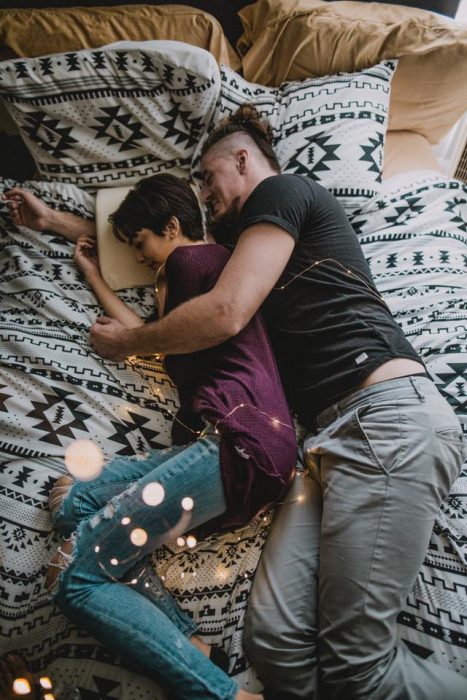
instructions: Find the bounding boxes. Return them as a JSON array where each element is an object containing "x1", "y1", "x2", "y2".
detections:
[{"x1": 4, "y1": 105, "x2": 466, "y2": 700}]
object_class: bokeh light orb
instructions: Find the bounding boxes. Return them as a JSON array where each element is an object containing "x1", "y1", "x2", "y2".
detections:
[
  {"x1": 142, "y1": 482, "x2": 165, "y2": 506},
  {"x1": 13, "y1": 678, "x2": 31, "y2": 695},
  {"x1": 64, "y1": 440, "x2": 104, "y2": 481},
  {"x1": 130, "y1": 528, "x2": 148, "y2": 547},
  {"x1": 181, "y1": 497, "x2": 194, "y2": 511},
  {"x1": 186, "y1": 535, "x2": 197, "y2": 548}
]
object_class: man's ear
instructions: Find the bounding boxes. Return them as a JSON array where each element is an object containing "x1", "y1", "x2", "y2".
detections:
[{"x1": 236, "y1": 149, "x2": 248, "y2": 174}]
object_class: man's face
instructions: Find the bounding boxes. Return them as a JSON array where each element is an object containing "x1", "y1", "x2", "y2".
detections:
[{"x1": 200, "y1": 149, "x2": 243, "y2": 225}]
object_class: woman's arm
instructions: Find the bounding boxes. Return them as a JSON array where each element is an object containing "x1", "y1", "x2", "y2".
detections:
[
  {"x1": 3, "y1": 187, "x2": 95, "y2": 242},
  {"x1": 74, "y1": 236, "x2": 143, "y2": 330}
]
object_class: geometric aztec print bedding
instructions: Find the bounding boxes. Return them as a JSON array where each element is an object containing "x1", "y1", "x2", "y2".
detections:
[
  {"x1": 352, "y1": 174, "x2": 467, "y2": 676},
  {"x1": 0, "y1": 171, "x2": 466, "y2": 699}
]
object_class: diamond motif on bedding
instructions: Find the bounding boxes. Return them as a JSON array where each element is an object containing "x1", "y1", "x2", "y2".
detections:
[
  {"x1": 92, "y1": 107, "x2": 147, "y2": 152},
  {"x1": 286, "y1": 132, "x2": 340, "y2": 179},
  {"x1": 359, "y1": 133, "x2": 384, "y2": 177},
  {"x1": 22, "y1": 112, "x2": 78, "y2": 159},
  {"x1": 26, "y1": 388, "x2": 93, "y2": 445},
  {"x1": 436, "y1": 362, "x2": 467, "y2": 408},
  {"x1": 159, "y1": 106, "x2": 203, "y2": 148}
]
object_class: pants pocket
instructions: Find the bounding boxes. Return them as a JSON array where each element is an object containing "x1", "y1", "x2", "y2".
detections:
[{"x1": 353, "y1": 402, "x2": 406, "y2": 475}]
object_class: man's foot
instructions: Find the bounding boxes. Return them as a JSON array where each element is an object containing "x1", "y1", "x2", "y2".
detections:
[
  {"x1": 48, "y1": 475, "x2": 73, "y2": 520},
  {"x1": 0, "y1": 653, "x2": 55, "y2": 699}
]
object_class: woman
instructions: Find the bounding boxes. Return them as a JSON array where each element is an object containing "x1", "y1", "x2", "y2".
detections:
[{"x1": 45, "y1": 174, "x2": 297, "y2": 700}]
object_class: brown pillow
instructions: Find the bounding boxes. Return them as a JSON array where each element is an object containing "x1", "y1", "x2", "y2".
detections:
[
  {"x1": 0, "y1": 4, "x2": 240, "y2": 70},
  {"x1": 237, "y1": 0, "x2": 467, "y2": 143}
]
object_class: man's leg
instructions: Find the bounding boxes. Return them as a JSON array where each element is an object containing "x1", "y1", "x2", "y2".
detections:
[
  {"x1": 243, "y1": 469, "x2": 322, "y2": 699},
  {"x1": 306, "y1": 376, "x2": 466, "y2": 700}
]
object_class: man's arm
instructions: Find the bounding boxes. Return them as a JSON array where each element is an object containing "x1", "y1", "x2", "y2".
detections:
[
  {"x1": 90, "y1": 223, "x2": 295, "y2": 360},
  {"x1": 2, "y1": 188, "x2": 95, "y2": 242}
]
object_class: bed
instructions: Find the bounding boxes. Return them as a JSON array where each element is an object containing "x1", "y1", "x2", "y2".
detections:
[{"x1": 0, "y1": 1, "x2": 466, "y2": 698}]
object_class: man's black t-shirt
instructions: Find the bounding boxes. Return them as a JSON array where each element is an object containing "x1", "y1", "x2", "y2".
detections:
[{"x1": 228, "y1": 174, "x2": 421, "y2": 428}]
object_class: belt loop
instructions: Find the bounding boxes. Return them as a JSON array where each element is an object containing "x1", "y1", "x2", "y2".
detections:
[{"x1": 409, "y1": 376, "x2": 425, "y2": 402}]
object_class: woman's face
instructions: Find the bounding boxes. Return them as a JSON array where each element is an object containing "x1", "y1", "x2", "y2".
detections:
[{"x1": 132, "y1": 228, "x2": 175, "y2": 267}]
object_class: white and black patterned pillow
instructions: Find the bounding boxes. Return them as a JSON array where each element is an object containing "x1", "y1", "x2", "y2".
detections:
[
  {"x1": 198, "y1": 62, "x2": 396, "y2": 215},
  {"x1": 0, "y1": 41, "x2": 221, "y2": 189}
]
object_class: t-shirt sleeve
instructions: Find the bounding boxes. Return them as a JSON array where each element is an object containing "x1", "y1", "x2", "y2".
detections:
[
  {"x1": 164, "y1": 245, "x2": 231, "y2": 312},
  {"x1": 238, "y1": 175, "x2": 314, "y2": 243}
]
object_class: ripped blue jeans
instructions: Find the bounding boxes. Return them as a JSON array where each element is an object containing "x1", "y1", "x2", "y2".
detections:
[{"x1": 52, "y1": 434, "x2": 239, "y2": 700}]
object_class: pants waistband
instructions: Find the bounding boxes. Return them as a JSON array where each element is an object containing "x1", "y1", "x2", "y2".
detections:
[{"x1": 314, "y1": 374, "x2": 435, "y2": 430}]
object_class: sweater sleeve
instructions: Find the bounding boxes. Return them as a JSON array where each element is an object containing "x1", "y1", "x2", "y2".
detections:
[{"x1": 164, "y1": 244, "x2": 231, "y2": 313}]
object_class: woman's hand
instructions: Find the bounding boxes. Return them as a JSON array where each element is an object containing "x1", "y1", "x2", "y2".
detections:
[
  {"x1": 2, "y1": 187, "x2": 53, "y2": 231},
  {"x1": 74, "y1": 235, "x2": 100, "y2": 279}
]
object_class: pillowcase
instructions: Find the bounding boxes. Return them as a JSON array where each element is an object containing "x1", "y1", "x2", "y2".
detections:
[
  {"x1": 0, "y1": 5, "x2": 240, "y2": 70},
  {"x1": 195, "y1": 61, "x2": 396, "y2": 215},
  {"x1": 0, "y1": 41, "x2": 221, "y2": 189},
  {"x1": 95, "y1": 186, "x2": 155, "y2": 291},
  {"x1": 237, "y1": 0, "x2": 467, "y2": 144}
]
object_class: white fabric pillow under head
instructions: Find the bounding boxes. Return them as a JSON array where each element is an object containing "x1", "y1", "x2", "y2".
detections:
[{"x1": 95, "y1": 186, "x2": 155, "y2": 291}]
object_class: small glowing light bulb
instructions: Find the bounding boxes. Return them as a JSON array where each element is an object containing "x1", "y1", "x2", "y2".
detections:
[
  {"x1": 43, "y1": 694, "x2": 56, "y2": 700},
  {"x1": 39, "y1": 677, "x2": 53, "y2": 689},
  {"x1": 176, "y1": 537, "x2": 186, "y2": 547},
  {"x1": 94, "y1": 545, "x2": 100, "y2": 553},
  {"x1": 13, "y1": 678, "x2": 31, "y2": 695},
  {"x1": 186, "y1": 535, "x2": 197, "y2": 548},
  {"x1": 121, "y1": 516, "x2": 131, "y2": 525},
  {"x1": 181, "y1": 497, "x2": 194, "y2": 511},
  {"x1": 110, "y1": 558, "x2": 119, "y2": 566}
]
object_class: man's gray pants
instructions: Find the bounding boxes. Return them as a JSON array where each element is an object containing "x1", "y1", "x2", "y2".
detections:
[{"x1": 244, "y1": 375, "x2": 466, "y2": 699}]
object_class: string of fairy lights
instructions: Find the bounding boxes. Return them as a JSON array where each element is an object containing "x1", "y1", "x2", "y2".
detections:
[
  {"x1": 56, "y1": 254, "x2": 384, "y2": 586},
  {"x1": 15, "y1": 257, "x2": 385, "y2": 697}
]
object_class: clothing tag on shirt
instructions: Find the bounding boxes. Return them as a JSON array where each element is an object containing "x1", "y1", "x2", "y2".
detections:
[{"x1": 355, "y1": 352, "x2": 369, "y2": 365}]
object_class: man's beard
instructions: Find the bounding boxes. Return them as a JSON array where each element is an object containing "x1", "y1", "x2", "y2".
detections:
[{"x1": 206, "y1": 200, "x2": 240, "y2": 248}]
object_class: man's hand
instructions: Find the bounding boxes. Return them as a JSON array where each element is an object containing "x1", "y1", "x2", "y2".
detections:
[
  {"x1": 2, "y1": 187, "x2": 53, "y2": 231},
  {"x1": 89, "y1": 317, "x2": 133, "y2": 361}
]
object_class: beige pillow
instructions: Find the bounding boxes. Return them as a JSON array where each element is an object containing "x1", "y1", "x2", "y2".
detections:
[
  {"x1": 95, "y1": 187, "x2": 155, "y2": 291},
  {"x1": 383, "y1": 131, "x2": 442, "y2": 181},
  {"x1": 238, "y1": 0, "x2": 467, "y2": 143},
  {"x1": 0, "y1": 4, "x2": 240, "y2": 70}
]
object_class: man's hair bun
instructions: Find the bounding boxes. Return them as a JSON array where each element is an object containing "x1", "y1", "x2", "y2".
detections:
[{"x1": 201, "y1": 103, "x2": 280, "y2": 173}]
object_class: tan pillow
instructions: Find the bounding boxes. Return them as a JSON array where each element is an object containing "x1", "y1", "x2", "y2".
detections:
[
  {"x1": 383, "y1": 130, "x2": 442, "y2": 181},
  {"x1": 238, "y1": 0, "x2": 467, "y2": 143},
  {"x1": 0, "y1": 4, "x2": 240, "y2": 71},
  {"x1": 95, "y1": 187, "x2": 155, "y2": 291}
]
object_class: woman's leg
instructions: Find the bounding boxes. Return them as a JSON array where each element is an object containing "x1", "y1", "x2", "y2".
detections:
[
  {"x1": 53, "y1": 435, "x2": 241, "y2": 700},
  {"x1": 53, "y1": 444, "x2": 187, "y2": 535}
]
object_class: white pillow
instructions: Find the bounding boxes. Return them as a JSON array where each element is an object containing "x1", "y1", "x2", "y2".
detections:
[
  {"x1": 195, "y1": 61, "x2": 397, "y2": 215},
  {"x1": 0, "y1": 41, "x2": 221, "y2": 189},
  {"x1": 95, "y1": 187, "x2": 155, "y2": 290}
]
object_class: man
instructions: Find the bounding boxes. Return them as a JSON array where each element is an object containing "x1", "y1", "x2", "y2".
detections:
[{"x1": 5, "y1": 105, "x2": 466, "y2": 700}]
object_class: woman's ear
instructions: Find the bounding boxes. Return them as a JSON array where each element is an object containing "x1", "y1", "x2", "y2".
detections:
[{"x1": 164, "y1": 216, "x2": 181, "y2": 239}]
